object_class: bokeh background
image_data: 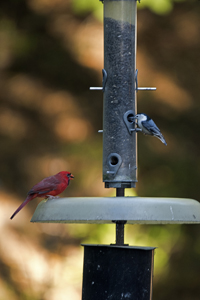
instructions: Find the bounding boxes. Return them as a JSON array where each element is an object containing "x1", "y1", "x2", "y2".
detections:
[{"x1": 0, "y1": 0, "x2": 200, "y2": 299}]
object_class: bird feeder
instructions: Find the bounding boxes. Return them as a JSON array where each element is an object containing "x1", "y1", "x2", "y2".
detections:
[
  {"x1": 31, "y1": 0, "x2": 200, "y2": 299},
  {"x1": 102, "y1": 0, "x2": 137, "y2": 189}
]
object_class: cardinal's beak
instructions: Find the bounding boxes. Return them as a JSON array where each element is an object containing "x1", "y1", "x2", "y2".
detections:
[{"x1": 70, "y1": 174, "x2": 74, "y2": 180}]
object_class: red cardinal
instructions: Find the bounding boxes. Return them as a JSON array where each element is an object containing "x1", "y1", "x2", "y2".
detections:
[{"x1": 10, "y1": 171, "x2": 74, "y2": 220}]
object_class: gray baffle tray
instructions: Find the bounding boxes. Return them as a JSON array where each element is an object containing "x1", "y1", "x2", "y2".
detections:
[{"x1": 31, "y1": 197, "x2": 200, "y2": 224}]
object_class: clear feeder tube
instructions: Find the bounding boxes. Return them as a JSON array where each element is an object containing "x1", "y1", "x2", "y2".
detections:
[{"x1": 103, "y1": 0, "x2": 137, "y2": 188}]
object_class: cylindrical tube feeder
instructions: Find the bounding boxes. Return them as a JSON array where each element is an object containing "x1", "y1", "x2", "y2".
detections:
[
  {"x1": 82, "y1": 244, "x2": 155, "y2": 300},
  {"x1": 103, "y1": 0, "x2": 137, "y2": 188}
]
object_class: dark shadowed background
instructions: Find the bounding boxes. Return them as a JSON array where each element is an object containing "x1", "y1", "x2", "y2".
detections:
[{"x1": 0, "y1": 0, "x2": 200, "y2": 299}]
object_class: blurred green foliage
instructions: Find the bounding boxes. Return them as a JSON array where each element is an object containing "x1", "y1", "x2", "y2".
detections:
[
  {"x1": 71, "y1": 0, "x2": 103, "y2": 20},
  {"x1": 71, "y1": 0, "x2": 187, "y2": 19},
  {"x1": 138, "y1": 0, "x2": 186, "y2": 15}
]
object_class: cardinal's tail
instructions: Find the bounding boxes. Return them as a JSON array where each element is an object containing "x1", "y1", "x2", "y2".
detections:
[{"x1": 10, "y1": 195, "x2": 35, "y2": 220}]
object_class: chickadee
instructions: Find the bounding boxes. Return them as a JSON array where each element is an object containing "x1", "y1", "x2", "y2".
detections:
[{"x1": 132, "y1": 113, "x2": 167, "y2": 145}]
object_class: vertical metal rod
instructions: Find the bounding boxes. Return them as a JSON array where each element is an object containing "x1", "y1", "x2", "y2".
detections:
[
  {"x1": 116, "y1": 188, "x2": 124, "y2": 197},
  {"x1": 115, "y1": 188, "x2": 126, "y2": 245},
  {"x1": 116, "y1": 222, "x2": 126, "y2": 245}
]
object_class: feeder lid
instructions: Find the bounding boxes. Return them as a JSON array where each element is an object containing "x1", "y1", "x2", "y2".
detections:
[{"x1": 31, "y1": 196, "x2": 200, "y2": 224}]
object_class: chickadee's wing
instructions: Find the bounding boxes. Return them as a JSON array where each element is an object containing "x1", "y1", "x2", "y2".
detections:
[{"x1": 142, "y1": 119, "x2": 161, "y2": 135}]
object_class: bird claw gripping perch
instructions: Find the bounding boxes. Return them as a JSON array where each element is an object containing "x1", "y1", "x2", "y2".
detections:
[
  {"x1": 130, "y1": 128, "x2": 142, "y2": 132},
  {"x1": 46, "y1": 195, "x2": 60, "y2": 200}
]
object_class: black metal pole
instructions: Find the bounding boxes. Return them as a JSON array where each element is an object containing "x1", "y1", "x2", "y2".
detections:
[
  {"x1": 116, "y1": 187, "x2": 124, "y2": 197},
  {"x1": 115, "y1": 188, "x2": 126, "y2": 245}
]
